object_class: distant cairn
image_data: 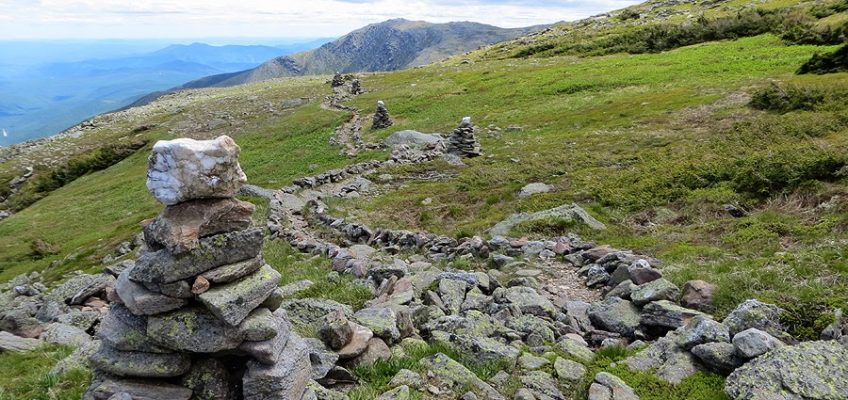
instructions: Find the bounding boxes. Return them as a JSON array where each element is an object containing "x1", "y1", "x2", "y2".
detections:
[
  {"x1": 446, "y1": 116, "x2": 482, "y2": 157},
  {"x1": 331, "y1": 72, "x2": 345, "y2": 88},
  {"x1": 372, "y1": 101, "x2": 394, "y2": 129},
  {"x1": 85, "y1": 136, "x2": 311, "y2": 400}
]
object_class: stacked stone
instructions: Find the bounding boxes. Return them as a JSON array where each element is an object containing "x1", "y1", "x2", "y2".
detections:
[
  {"x1": 446, "y1": 117, "x2": 482, "y2": 157},
  {"x1": 86, "y1": 136, "x2": 311, "y2": 400},
  {"x1": 330, "y1": 72, "x2": 345, "y2": 88},
  {"x1": 372, "y1": 101, "x2": 394, "y2": 129}
]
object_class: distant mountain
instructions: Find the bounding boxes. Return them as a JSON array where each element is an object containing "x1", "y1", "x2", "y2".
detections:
[
  {"x1": 0, "y1": 39, "x2": 330, "y2": 145},
  {"x1": 165, "y1": 19, "x2": 550, "y2": 90}
]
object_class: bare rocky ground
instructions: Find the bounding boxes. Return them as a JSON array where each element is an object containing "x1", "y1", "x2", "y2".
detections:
[{"x1": 0, "y1": 79, "x2": 846, "y2": 400}]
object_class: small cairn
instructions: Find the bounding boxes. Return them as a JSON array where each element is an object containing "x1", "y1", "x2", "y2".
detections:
[
  {"x1": 86, "y1": 136, "x2": 311, "y2": 400},
  {"x1": 330, "y1": 72, "x2": 345, "y2": 88},
  {"x1": 446, "y1": 116, "x2": 482, "y2": 157},
  {"x1": 372, "y1": 101, "x2": 393, "y2": 129},
  {"x1": 351, "y1": 79, "x2": 362, "y2": 95}
]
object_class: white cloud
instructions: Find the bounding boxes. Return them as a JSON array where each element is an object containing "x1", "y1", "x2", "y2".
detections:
[{"x1": 0, "y1": 0, "x2": 642, "y2": 39}]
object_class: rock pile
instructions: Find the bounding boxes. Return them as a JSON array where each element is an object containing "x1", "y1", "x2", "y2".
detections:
[
  {"x1": 331, "y1": 72, "x2": 345, "y2": 88},
  {"x1": 85, "y1": 136, "x2": 311, "y2": 400},
  {"x1": 446, "y1": 117, "x2": 482, "y2": 157},
  {"x1": 372, "y1": 101, "x2": 394, "y2": 129}
]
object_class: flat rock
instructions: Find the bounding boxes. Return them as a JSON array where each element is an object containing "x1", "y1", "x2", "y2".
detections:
[
  {"x1": 144, "y1": 198, "x2": 255, "y2": 254},
  {"x1": 115, "y1": 266, "x2": 187, "y2": 315},
  {"x1": 725, "y1": 341, "x2": 848, "y2": 400},
  {"x1": 419, "y1": 353, "x2": 504, "y2": 400},
  {"x1": 201, "y1": 255, "x2": 263, "y2": 284},
  {"x1": 98, "y1": 304, "x2": 168, "y2": 353},
  {"x1": 589, "y1": 297, "x2": 641, "y2": 337},
  {"x1": 146, "y1": 135, "x2": 247, "y2": 205},
  {"x1": 180, "y1": 358, "x2": 231, "y2": 400},
  {"x1": 198, "y1": 264, "x2": 281, "y2": 326},
  {"x1": 130, "y1": 228, "x2": 264, "y2": 284},
  {"x1": 519, "y1": 183, "x2": 553, "y2": 198},
  {"x1": 554, "y1": 357, "x2": 587, "y2": 383},
  {"x1": 337, "y1": 322, "x2": 374, "y2": 359},
  {"x1": 640, "y1": 300, "x2": 706, "y2": 330},
  {"x1": 353, "y1": 306, "x2": 400, "y2": 343},
  {"x1": 589, "y1": 372, "x2": 639, "y2": 400},
  {"x1": 501, "y1": 286, "x2": 556, "y2": 317},
  {"x1": 630, "y1": 279, "x2": 679, "y2": 306},
  {"x1": 89, "y1": 345, "x2": 190, "y2": 378},
  {"x1": 383, "y1": 130, "x2": 443, "y2": 147},
  {"x1": 147, "y1": 306, "x2": 245, "y2": 352},
  {"x1": 42, "y1": 323, "x2": 91, "y2": 347},
  {"x1": 722, "y1": 299, "x2": 785, "y2": 337},
  {"x1": 348, "y1": 337, "x2": 391, "y2": 367},
  {"x1": 490, "y1": 203, "x2": 605, "y2": 237},
  {"x1": 0, "y1": 331, "x2": 41, "y2": 351},
  {"x1": 625, "y1": 332, "x2": 702, "y2": 384},
  {"x1": 90, "y1": 378, "x2": 192, "y2": 400},
  {"x1": 731, "y1": 328, "x2": 783, "y2": 359},
  {"x1": 239, "y1": 309, "x2": 292, "y2": 365}
]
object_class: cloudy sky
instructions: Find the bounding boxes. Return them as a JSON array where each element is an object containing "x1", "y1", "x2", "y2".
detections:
[{"x1": 0, "y1": 0, "x2": 641, "y2": 40}]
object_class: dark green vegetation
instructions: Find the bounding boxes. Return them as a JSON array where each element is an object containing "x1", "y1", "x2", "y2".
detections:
[
  {"x1": 799, "y1": 44, "x2": 848, "y2": 73},
  {"x1": 0, "y1": 345, "x2": 90, "y2": 400}
]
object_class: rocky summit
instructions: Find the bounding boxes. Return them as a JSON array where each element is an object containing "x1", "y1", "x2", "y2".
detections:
[{"x1": 86, "y1": 136, "x2": 312, "y2": 400}]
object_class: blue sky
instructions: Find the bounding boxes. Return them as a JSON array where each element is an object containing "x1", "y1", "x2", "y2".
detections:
[{"x1": 0, "y1": 0, "x2": 642, "y2": 40}]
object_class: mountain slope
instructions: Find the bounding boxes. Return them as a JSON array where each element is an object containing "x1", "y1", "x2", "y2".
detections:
[{"x1": 186, "y1": 19, "x2": 548, "y2": 88}]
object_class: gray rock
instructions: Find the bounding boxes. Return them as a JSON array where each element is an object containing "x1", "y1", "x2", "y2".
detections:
[
  {"x1": 723, "y1": 299, "x2": 785, "y2": 337},
  {"x1": 69, "y1": 274, "x2": 115, "y2": 305},
  {"x1": 201, "y1": 255, "x2": 263, "y2": 283},
  {"x1": 180, "y1": 358, "x2": 231, "y2": 400},
  {"x1": 691, "y1": 342, "x2": 744, "y2": 374},
  {"x1": 676, "y1": 315, "x2": 730, "y2": 350},
  {"x1": 144, "y1": 198, "x2": 255, "y2": 254},
  {"x1": 452, "y1": 335, "x2": 520, "y2": 367},
  {"x1": 50, "y1": 340, "x2": 100, "y2": 376},
  {"x1": 89, "y1": 345, "x2": 190, "y2": 378},
  {"x1": 630, "y1": 279, "x2": 679, "y2": 306},
  {"x1": 519, "y1": 183, "x2": 553, "y2": 198},
  {"x1": 731, "y1": 328, "x2": 783, "y2": 359},
  {"x1": 680, "y1": 280, "x2": 715, "y2": 311},
  {"x1": 353, "y1": 306, "x2": 400, "y2": 343},
  {"x1": 198, "y1": 264, "x2": 281, "y2": 326},
  {"x1": 97, "y1": 304, "x2": 167, "y2": 353},
  {"x1": 390, "y1": 369, "x2": 425, "y2": 388},
  {"x1": 90, "y1": 378, "x2": 192, "y2": 400},
  {"x1": 282, "y1": 298, "x2": 353, "y2": 330},
  {"x1": 565, "y1": 301, "x2": 594, "y2": 332},
  {"x1": 519, "y1": 353, "x2": 550, "y2": 370},
  {"x1": 57, "y1": 310, "x2": 101, "y2": 332},
  {"x1": 147, "y1": 306, "x2": 245, "y2": 352},
  {"x1": 377, "y1": 385, "x2": 410, "y2": 400},
  {"x1": 0, "y1": 331, "x2": 40, "y2": 351},
  {"x1": 627, "y1": 260, "x2": 662, "y2": 285},
  {"x1": 520, "y1": 371, "x2": 565, "y2": 400},
  {"x1": 557, "y1": 337, "x2": 595, "y2": 363},
  {"x1": 725, "y1": 341, "x2": 848, "y2": 400},
  {"x1": 419, "y1": 353, "x2": 504, "y2": 400},
  {"x1": 115, "y1": 267, "x2": 187, "y2": 315},
  {"x1": 243, "y1": 334, "x2": 312, "y2": 400},
  {"x1": 318, "y1": 309, "x2": 353, "y2": 350},
  {"x1": 129, "y1": 227, "x2": 264, "y2": 284},
  {"x1": 439, "y1": 278, "x2": 467, "y2": 315},
  {"x1": 515, "y1": 388, "x2": 537, "y2": 400},
  {"x1": 241, "y1": 308, "x2": 280, "y2": 341},
  {"x1": 337, "y1": 322, "x2": 373, "y2": 359},
  {"x1": 554, "y1": 357, "x2": 587, "y2": 383},
  {"x1": 589, "y1": 297, "x2": 641, "y2": 337},
  {"x1": 158, "y1": 280, "x2": 192, "y2": 298},
  {"x1": 501, "y1": 286, "x2": 556, "y2": 317},
  {"x1": 42, "y1": 323, "x2": 91, "y2": 347},
  {"x1": 304, "y1": 338, "x2": 339, "y2": 380},
  {"x1": 625, "y1": 332, "x2": 702, "y2": 384},
  {"x1": 239, "y1": 309, "x2": 292, "y2": 365},
  {"x1": 348, "y1": 337, "x2": 391, "y2": 367},
  {"x1": 146, "y1": 135, "x2": 247, "y2": 205},
  {"x1": 588, "y1": 372, "x2": 639, "y2": 400},
  {"x1": 490, "y1": 203, "x2": 605, "y2": 237},
  {"x1": 640, "y1": 300, "x2": 706, "y2": 330}
]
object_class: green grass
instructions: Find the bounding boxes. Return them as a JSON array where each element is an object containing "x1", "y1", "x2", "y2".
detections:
[{"x1": 0, "y1": 345, "x2": 91, "y2": 400}]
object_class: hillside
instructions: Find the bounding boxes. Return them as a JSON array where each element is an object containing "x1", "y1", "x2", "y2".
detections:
[{"x1": 0, "y1": 0, "x2": 847, "y2": 399}]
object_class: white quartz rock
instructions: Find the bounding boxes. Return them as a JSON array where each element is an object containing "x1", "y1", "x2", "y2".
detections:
[{"x1": 146, "y1": 136, "x2": 247, "y2": 205}]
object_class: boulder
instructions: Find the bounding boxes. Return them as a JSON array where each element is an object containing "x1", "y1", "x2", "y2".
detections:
[
  {"x1": 383, "y1": 130, "x2": 443, "y2": 147},
  {"x1": 588, "y1": 372, "x2": 639, "y2": 400},
  {"x1": 589, "y1": 297, "x2": 641, "y2": 337},
  {"x1": 625, "y1": 332, "x2": 702, "y2": 384},
  {"x1": 42, "y1": 323, "x2": 91, "y2": 347},
  {"x1": 722, "y1": 299, "x2": 785, "y2": 337},
  {"x1": 198, "y1": 264, "x2": 281, "y2": 326},
  {"x1": 419, "y1": 353, "x2": 504, "y2": 400},
  {"x1": 640, "y1": 300, "x2": 706, "y2": 330},
  {"x1": 130, "y1": 228, "x2": 264, "y2": 284},
  {"x1": 557, "y1": 337, "x2": 595, "y2": 363},
  {"x1": 98, "y1": 304, "x2": 168, "y2": 353},
  {"x1": 490, "y1": 203, "x2": 606, "y2": 237},
  {"x1": 725, "y1": 341, "x2": 848, "y2": 400},
  {"x1": 519, "y1": 183, "x2": 553, "y2": 198},
  {"x1": 500, "y1": 286, "x2": 556, "y2": 317},
  {"x1": 337, "y1": 322, "x2": 374, "y2": 359},
  {"x1": 691, "y1": 342, "x2": 744, "y2": 374},
  {"x1": 676, "y1": 315, "x2": 730, "y2": 350},
  {"x1": 353, "y1": 306, "x2": 400, "y2": 343},
  {"x1": 146, "y1": 136, "x2": 247, "y2": 205},
  {"x1": 731, "y1": 328, "x2": 783, "y2": 359},
  {"x1": 0, "y1": 331, "x2": 40, "y2": 351},
  {"x1": 146, "y1": 306, "x2": 246, "y2": 352},
  {"x1": 438, "y1": 278, "x2": 467, "y2": 315},
  {"x1": 143, "y1": 198, "x2": 255, "y2": 254},
  {"x1": 630, "y1": 279, "x2": 679, "y2": 306},
  {"x1": 554, "y1": 357, "x2": 587, "y2": 383}
]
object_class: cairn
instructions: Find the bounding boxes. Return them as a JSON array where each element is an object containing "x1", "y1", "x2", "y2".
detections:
[
  {"x1": 446, "y1": 116, "x2": 482, "y2": 157},
  {"x1": 372, "y1": 101, "x2": 393, "y2": 129},
  {"x1": 86, "y1": 136, "x2": 311, "y2": 400},
  {"x1": 351, "y1": 79, "x2": 362, "y2": 95},
  {"x1": 330, "y1": 72, "x2": 345, "y2": 88}
]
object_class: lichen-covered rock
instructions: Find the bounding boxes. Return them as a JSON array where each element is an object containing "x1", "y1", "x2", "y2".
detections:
[
  {"x1": 243, "y1": 335, "x2": 311, "y2": 400},
  {"x1": 146, "y1": 306, "x2": 246, "y2": 352},
  {"x1": 201, "y1": 255, "x2": 263, "y2": 284},
  {"x1": 722, "y1": 299, "x2": 785, "y2": 337},
  {"x1": 146, "y1": 136, "x2": 247, "y2": 205},
  {"x1": 90, "y1": 378, "x2": 192, "y2": 400},
  {"x1": 130, "y1": 228, "x2": 264, "y2": 284},
  {"x1": 180, "y1": 358, "x2": 231, "y2": 400},
  {"x1": 0, "y1": 331, "x2": 40, "y2": 351},
  {"x1": 588, "y1": 372, "x2": 639, "y2": 400},
  {"x1": 42, "y1": 322, "x2": 91, "y2": 347},
  {"x1": 725, "y1": 341, "x2": 848, "y2": 400},
  {"x1": 625, "y1": 332, "x2": 702, "y2": 384},
  {"x1": 500, "y1": 286, "x2": 556, "y2": 317},
  {"x1": 676, "y1": 315, "x2": 730, "y2": 350},
  {"x1": 353, "y1": 306, "x2": 400, "y2": 343},
  {"x1": 731, "y1": 328, "x2": 783, "y2": 359},
  {"x1": 89, "y1": 345, "x2": 190, "y2": 378},
  {"x1": 239, "y1": 309, "x2": 292, "y2": 365},
  {"x1": 589, "y1": 297, "x2": 641, "y2": 337},
  {"x1": 554, "y1": 357, "x2": 587, "y2": 383},
  {"x1": 115, "y1": 266, "x2": 187, "y2": 316},
  {"x1": 98, "y1": 304, "x2": 168, "y2": 353},
  {"x1": 557, "y1": 337, "x2": 595, "y2": 363},
  {"x1": 419, "y1": 353, "x2": 504, "y2": 400},
  {"x1": 198, "y1": 264, "x2": 281, "y2": 326},
  {"x1": 144, "y1": 198, "x2": 255, "y2": 254},
  {"x1": 377, "y1": 385, "x2": 410, "y2": 400},
  {"x1": 691, "y1": 342, "x2": 744, "y2": 375},
  {"x1": 640, "y1": 300, "x2": 706, "y2": 330},
  {"x1": 520, "y1": 371, "x2": 565, "y2": 400},
  {"x1": 630, "y1": 279, "x2": 679, "y2": 306}
]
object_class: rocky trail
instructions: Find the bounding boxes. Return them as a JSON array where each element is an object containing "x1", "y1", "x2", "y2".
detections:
[{"x1": 0, "y1": 78, "x2": 846, "y2": 400}]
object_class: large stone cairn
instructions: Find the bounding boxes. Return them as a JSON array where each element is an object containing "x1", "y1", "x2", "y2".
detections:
[
  {"x1": 446, "y1": 116, "x2": 482, "y2": 157},
  {"x1": 372, "y1": 101, "x2": 394, "y2": 130},
  {"x1": 86, "y1": 135, "x2": 311, "y2": 400}
]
